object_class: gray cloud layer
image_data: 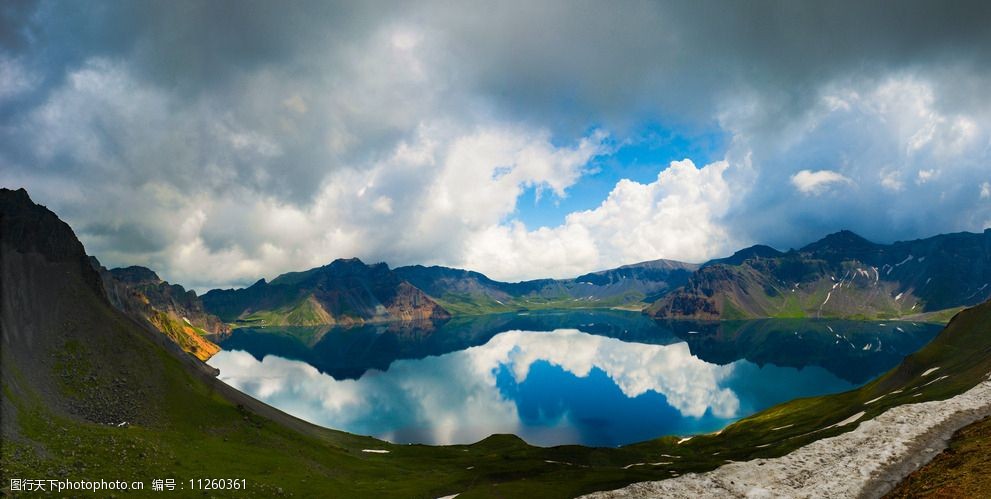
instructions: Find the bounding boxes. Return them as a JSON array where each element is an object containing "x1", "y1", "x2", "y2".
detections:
[{"x1": 2, "y1": 1, "x2": 990, "y2": 289}]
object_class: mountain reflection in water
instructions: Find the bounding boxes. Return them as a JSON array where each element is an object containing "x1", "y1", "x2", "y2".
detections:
[{"x1": 210, "y1": 311, "x2": 940, "y2": 446}]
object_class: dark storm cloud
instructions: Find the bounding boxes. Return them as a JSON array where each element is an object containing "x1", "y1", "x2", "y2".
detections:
[
  {"x1": 425, "y1": 0, "x2": 991, "y2": 132},
  {"x1": 9, "y1": 1, "x2": 989, "y2": 131},
  {"x1": 2, "y1": 0, "x2": 990, "y2": 287}
]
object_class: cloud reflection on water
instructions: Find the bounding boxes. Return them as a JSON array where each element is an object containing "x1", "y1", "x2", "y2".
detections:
[{"x1": 210, "y1": 329, "x2": 847, "y2": 445}]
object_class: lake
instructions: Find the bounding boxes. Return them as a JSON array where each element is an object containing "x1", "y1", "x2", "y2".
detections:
[{"x1": 208, "y1": 310, "x2": 941, "y2": 447}]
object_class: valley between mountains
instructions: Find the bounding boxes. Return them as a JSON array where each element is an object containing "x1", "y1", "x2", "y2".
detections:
[{"x1": 4, "y1": 186, "x2": 991, "y2": 497}]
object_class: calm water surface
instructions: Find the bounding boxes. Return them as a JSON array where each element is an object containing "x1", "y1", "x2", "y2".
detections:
[{"x1": 209, "y1": 311, "x2": 940, "y2": 447}]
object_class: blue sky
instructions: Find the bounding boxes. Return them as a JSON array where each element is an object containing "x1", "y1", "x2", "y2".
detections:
[
  {"x1": 2, "y1": 1, "x2": 991, "y2": 290},
  {"x1": 515, "y1": 125, "x2": 728, "y2": 229}
]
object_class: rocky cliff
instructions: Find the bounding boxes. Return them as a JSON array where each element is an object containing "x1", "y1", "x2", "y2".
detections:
[{"x1": 92, "y1": 261, "x2": 228, "y2": 360}]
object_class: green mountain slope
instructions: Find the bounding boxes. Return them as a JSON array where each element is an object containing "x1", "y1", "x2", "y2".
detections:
[
  {"x1": 647, "y1": 230, "x2": 991, "y2": 320},
  {"x1": 202, "y1": 259, "x2": 451, "y2": 326},
  {"x1": 394, "y1": 258, "x2": 697, "y2": 314}
]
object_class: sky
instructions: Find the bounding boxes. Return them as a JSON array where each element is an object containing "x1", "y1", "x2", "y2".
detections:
[{"x1": 2, "y1": 1, "x2": 991, "y2": 291}]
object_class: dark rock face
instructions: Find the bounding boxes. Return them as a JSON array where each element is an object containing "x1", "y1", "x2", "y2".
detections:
[
  {"x1": 0, "y1": 188, "x2": 106, "y2": 299},
  {"x1": 1, "y1": 188, "x2": 172, "y2": 425},
  {"x1": 108, "y1": 265, "x2": 161, "y2": 284},
  {"x1": 203, "y1": 258, "x2": 451, "y2": 325},
  {"x1": 648, "y1": 230, "x2": 991, "y2": 320},
  {"x1": 394, "y1": 265, "x2": 517, "y2": 301}
]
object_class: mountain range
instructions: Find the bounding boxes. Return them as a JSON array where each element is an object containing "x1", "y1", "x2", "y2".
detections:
[
  {"x1": 647, "y1": 229, "x2": 991, "y2": 320},
  {"x1": 201, "y1": 258, "x2": 451, "y2": 326},
  {"x1": 194, "y1": 229, "x2": 991, "y2": 326}
]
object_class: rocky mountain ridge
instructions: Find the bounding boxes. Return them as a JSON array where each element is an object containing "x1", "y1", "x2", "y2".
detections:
[
  {"x1": 202, "y1": 258, "x2": 451, "y2": 326},
  {"x1": 393, "y1": 258, "x2": 697, "y2": 315},
  {"x1": 92, "y1": 260, "x2": 228, "y2": 360},
  {"x1": 647, "y1": 229, "x2": 991, "y2": 320}
]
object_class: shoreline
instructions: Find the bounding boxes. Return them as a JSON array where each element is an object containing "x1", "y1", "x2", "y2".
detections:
[{"x1": 583, "y1": 374, "x2": 991, "y2": 498}]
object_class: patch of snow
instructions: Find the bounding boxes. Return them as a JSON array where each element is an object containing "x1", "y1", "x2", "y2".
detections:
[
  {"x1": 862, "y1": 344, "x2": 871, "y2": 351},
  {"x1": 921, "y1": 367, "x2": 940, "y2": 377},
  {"x1": 895, "y1": 292, "x2": 903, "y2": 300},
  {"x1": 895, "y1": 255, "x2": 914, "y2": 266},
  {"x1": 831, "y1": 411, "x2": 866, "y2": 428},
  {"x1": 436, "y1": 494, "x2": 460, "y2": 499},
  {"x1": 770, "y1": 424, "x2": 794, "y2": 431},
  {"x1": 362, "y1": 449, "x2": 390, "y2": 454},
  {"x1": 964, "y1": 283, "x2": 990, "y2": 300},
  {"x1": 677, "y1": 437, "x2": 693, "y2": 444},
  {"x1": 584, "y1": 379, "x2": 991, "y2": 499},
  {"x1": 919, "y1": 375, "x2": 949, "y2": 388},
  {"x1": 864, "y1": 394, "x2": 887, "y2": 405}
]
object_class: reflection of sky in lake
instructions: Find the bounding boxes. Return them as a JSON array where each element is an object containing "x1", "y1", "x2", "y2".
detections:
[{"x1": 210, "y1": 329, "x2": 857, "y2": 446}]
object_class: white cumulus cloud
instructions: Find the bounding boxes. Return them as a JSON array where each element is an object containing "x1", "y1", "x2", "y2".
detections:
[
  {"x1": 460, "y1": 159, "x2": 737, "y2": 281},
  {"x1": 790, "y1": 169, "x2": 853, "y2": 195}
]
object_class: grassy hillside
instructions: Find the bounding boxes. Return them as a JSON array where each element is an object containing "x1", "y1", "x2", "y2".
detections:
[{"x1": 393, "y1": 262, "x2": 696, "y2": 316}]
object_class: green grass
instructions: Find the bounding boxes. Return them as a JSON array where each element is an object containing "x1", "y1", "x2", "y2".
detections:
[
  {"x1": 435, "y1": 291, "x2": 648, "y2": 317},
  {"x1": 242, "y1": 297, "x2": 331, "y2": 326}
]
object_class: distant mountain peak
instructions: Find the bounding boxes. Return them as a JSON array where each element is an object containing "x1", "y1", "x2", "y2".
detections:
[
  {"x1": 706, "y1": 244, "x2": 784, "y2": 267},
  {"x1": 109, "y1": 266, "x2": 162, "y2": 284},
  {"x1": 1, "y1": 187, "x2": 105, "y2": 297},
  {"x1": 801, "y1": 230, "x2": 876, "y2": 253}
]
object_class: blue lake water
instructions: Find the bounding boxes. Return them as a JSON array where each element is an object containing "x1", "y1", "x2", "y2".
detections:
[{"x1": 209, "y1": 311, "x2": 940, "y2": 447}]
